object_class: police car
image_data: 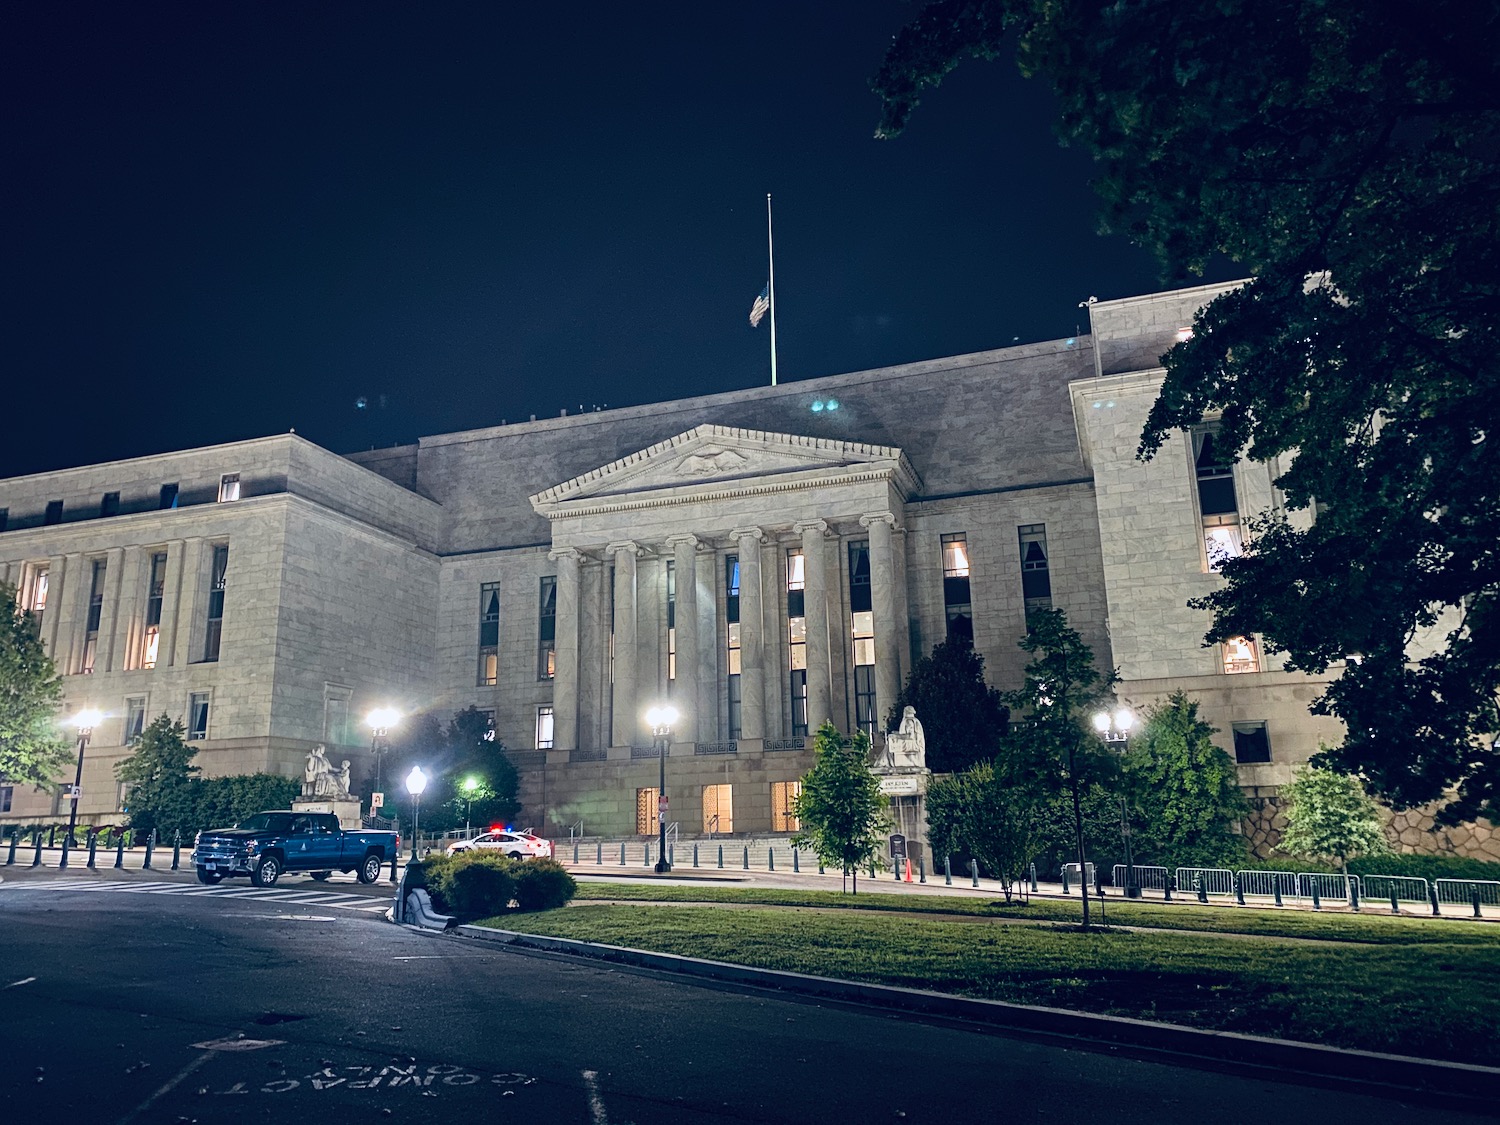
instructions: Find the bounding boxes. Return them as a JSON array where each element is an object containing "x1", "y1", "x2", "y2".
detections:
[{"x1": 446, "y1": 828, "x2": 554, "y2": 859}]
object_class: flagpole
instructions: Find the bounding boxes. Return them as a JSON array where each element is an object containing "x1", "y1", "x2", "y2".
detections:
[{"x1": 766, "y1": 192, "x2": 778, "y2": 387}]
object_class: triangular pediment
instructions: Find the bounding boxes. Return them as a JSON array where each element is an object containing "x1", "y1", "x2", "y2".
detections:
[{"x1": 530, "y1": 425, "x2": 919, "y2": 514}]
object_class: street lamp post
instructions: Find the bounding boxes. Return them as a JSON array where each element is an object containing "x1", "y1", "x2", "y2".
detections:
[
  {"x1": 462, "y1": 776, "x2": 479, "y2": 838},
  {"x1": 1093, "y1": 707, "x2": 1138, "y2": 898},
  {"x1": 644, "y1": 704, "x2": 679, "y2": 874},
  {"x1": 406, "y1": 765, "x2": 427, "y2": 861},
  {"x1": 66, "y1": 709, "x2": 104, "y2": 848},
  {"x1": 366, "y1": 706, "x2": 401, "y2": 796}
]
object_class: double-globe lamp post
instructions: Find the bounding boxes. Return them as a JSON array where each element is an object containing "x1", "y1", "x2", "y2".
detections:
[
  {"x1": 406, "y1": 765, "x2": 427, "y2": 861},
  {"x1": 645, "y1": 704, "x2": 679, "y2": 873},
  {"x1": 66, "y1": 709, "x2": 104, "y2": 847},
  {"x1": 366, "y1": 706, "x2": 401, "y2": 796},
  {"x1": 1092, "y1": 707, "x2": 1137, "y2": 898}
]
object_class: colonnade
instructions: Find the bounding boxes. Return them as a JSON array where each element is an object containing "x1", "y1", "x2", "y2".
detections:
[{"x1": 545, "y1": 511, "x2": 907, "y2": 751}]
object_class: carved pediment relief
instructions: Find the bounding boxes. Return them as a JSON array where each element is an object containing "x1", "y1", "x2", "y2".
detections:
[{"x1": 530, "y1": 424, "x2": 920, "y2": 517}]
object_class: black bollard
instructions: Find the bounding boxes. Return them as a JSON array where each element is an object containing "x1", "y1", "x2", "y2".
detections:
[
  {"x1": 172, "y1": 830, "x2": 181, "y2": 871},
  {"x1": 1390, "y1": 886, "x2": 1399, "y2": 915},
  {"x1": 143, "y1": 829, "x2": 156, "y2": 870},
  {"x1": 768, "y1": 849, "x2": 775, "y2": 871},
  {"x1": 817, "y1": 856, "x2": 825, "y2": 874},
  {"x1": 1029, "y1": 863, "x2": 1038, "y2": 893},
  {"x1": 743, "y1": 846, "x2": 750, "y2": 871},
  {"x1": 389, "y1": 849, "x2": 398, "y2": 882},
  {"x1": 918, "y1": 856, "x2": 926, "y2": 884},
  {"x1": 573, "y1": 841, "x2": 580, "y2": 864},
  {"x1": 60, "y1": 833, "x2": 71, "y2": 869},
  {"x1": 1095, "y1": 866, "x2": 1105, "y2": 897},
  {"x1": 1273, "y1": 878, "x2": 1283, "y2": 908},
  {"x1": 115, "y1": 834, "x2": 126, "y2": 869},
  {"x1": 87, "y1": 830, "x2": 98, "y2": 869},
  {"x1": 944, "y1": 855, "x2": 953, "y2": 887},
  {"x1": 1234, "y1": 873, "x2": 1245, "y2": 906},
  {"x1": 1429, "y1": 882, "x2": 1441, "y2": 916},
  {"x1": 1473, "y1": 883, "x2": 1483, "y2": 919},
  {"x1": 1312, "y1": 881, "x2": 1321, "y2": 911},
  {"x1": 669, "y1": 844, "x2": 674, "y2": 866},
  {"x1": 970, "y1": 858, "x2": 979, "y2": 888},
  {"x1": 1195, "y1": 876, "x2": 1207, "y2": 904},
  {"x1": 1061, "y1": 865, "x2": 1070, "y2": 894},
  {"x1": 6, "y1": 829, "x2": 16, "y2": 866},
  {"x1": 1164, "y1": 874, "x2": 1173, "y2": 902},
  {"x1": 619, "y1": 842, "x2": 626, "y2": 865},
  {"x1": 644, "y1": 842, "x2": 651, "y2": 867},
  {"x1": 693, "y1": 844, "x2": 699, "y2": 868},
  {"x1": 894, "y1": 857, "x2": 901, "y2": 882},
  {"x1": 48, "y1": 825, "x2": 57, "y2": 848},
  {"x1": 32, "y1": 833, "x2": 43, "y2": 867},
  {"x1": 792, "y1": 848, "x2": 799, "y2": 873},
  {"x1": 596, "y1": 841, "x2": 602, "y2": 865},
  {"x1": 718, "y1": 844, "x2": 724, "y2": 869},
  {"x1": 1349, "y1": 877, "x2": 1359, "y2": 913}
]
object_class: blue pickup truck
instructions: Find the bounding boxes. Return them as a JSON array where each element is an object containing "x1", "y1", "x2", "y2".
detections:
[{"x1": 191, "y1": 811, "x2": 401, "y2": 886}]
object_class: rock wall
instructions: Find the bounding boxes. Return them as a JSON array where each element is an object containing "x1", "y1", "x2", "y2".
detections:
[{"x1": 1241, "y1": 787, "x2": 1500, "y2": 862}]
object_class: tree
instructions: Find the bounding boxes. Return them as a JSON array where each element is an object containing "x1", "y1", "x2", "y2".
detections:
[
  {"x1": 925, "y1": 760, "x2": 1044, "y2": 900},
  {"x1": 116, "y1": 715, "x2": 199, "y2": 839},
  {"x1": 872, "y1": 2, "x2": 1500, "y2": 825},
  {"x1": 1278, "y1": 761, "x2": 1392, "y2": 876},
  {"x1": 438, "y1": 706, "x2": 521, "y2": 833},
  {"x1": 792, "y1": 722, "x2": 888, "y2": 893},
  {"x1": 887, "y1": 638, "x2": 1009, "y2": 773},
  {"x1": 1123, "y1": 693, "x2": 1249, "y2": 870},
  {"x1": 1002, "y1": 607, "x2": 1118, "y2": 926},
  {"x1": 0, "y1": 583, "x2": 70, "y2": 789}
]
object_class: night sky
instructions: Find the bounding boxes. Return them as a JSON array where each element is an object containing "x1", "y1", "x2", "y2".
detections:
[{"x1": 2, "y1": 3, "x2": 1230, "y2": 480}]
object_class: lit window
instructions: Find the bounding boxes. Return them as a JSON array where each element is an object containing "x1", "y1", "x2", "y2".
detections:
[
  {"x1": 188, "y1": 692, "x2": 211, "y2": 740},
  {"x1": 537, "y1": 576, "x2": 556, "y2": 680},
  {"x1": 80, "y1": 559, "x2": 106, "y2": 674},
  {"x1": 124, "y1": 696, "x2": 147, "y2": 743},
  {"x1": 141, "y1": 552, "x2": 167, "y2": 668},
  {"x1": 851, "y1": 610, "x2": 876, "y2": 738},
  {"x1": 218, "y1": 474, "x2": 241, "y2": 503},
  {"x1": 479, "y1": 709, "x2": 496, "y2": 742},
  {"x1": 1019, "y1": 524, "x2": 1052, "y2": 620},
  {"x1": 702, "y1": 783, "x2": 733, "y2": 834},
  {"x1": 786, "y1": 549, "x2": 807, "y2": 736},
  {"x1": 477, "y1": 582, "x2": 500, "y2": 686},
  {"x1": 1232, "y1": 721, "x2": 1271, "y2": 763},
  {"x1": 665, "y1": 561, "x2": 676, "y2": 684},
  {"x1": 726, "y1": 555, "x2": 741, "y2": 737},
  {"x1": 535, "y1": 705, "x2": 554, "y2": 749},
  {"x1": 1175, "y1": 326, "x2": 1195, "y2": 343},
  {"x1": 22, "y1": 565, "x2": 50, "y2": 619},
  {"x1": 1193, "y1": 425, "x2": 1242, "y2": 572},
  {"x1": 1222, "y1": 635, "x2": 1260, "y2": 675},
  {"x1": 201, "y1": 545, "x2": 228, "y2": 662},
  {"x1": 635, "y1": 787, "x2": 659, "y2": 835},
  {"x1": 942, "y1": 533, "x2": 973, "y2": 642},
  {"x1": 771, "y1": 780, "x2": 801, "y2": 833}
]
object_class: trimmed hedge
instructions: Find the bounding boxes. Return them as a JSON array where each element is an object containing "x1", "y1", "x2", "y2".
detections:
[{"x1": 410, "y1": 852, "x2": 577, "y2": 921}]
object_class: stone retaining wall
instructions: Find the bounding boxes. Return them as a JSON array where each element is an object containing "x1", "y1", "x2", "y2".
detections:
[{"x1": 1242, "y1": 788, "x2": 1500, "y2": 862}]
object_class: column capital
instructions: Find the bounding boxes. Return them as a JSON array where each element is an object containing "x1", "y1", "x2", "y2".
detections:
[
  {"x1": 605, "y1": 540, "x2": 642, "y2": 558},
  {"x1": 859, "y1": 511, "x2": 899, "y2": 532},
  {"x1": 730, "y1": 526, "x2": 765, "y2": 545},
  {"x1": 548, "y1": 546, "x2": 585, "y2": 564},
  {"x1": 663, "y1": 533, "x2": 701, "y2": 551},
  {"x1": 793, "y1": 519, "x2": 829, "y2": 538}
]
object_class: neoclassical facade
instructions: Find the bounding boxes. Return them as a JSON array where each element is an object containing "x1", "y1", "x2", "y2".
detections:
[{"x1": 3, "y1": 281, "x2": 1489, "y2": 858}]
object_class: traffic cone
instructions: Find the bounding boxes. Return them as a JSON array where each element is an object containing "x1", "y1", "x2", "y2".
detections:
[{"x1": 905, "y1": 857, "x2": 913, "y2": 883}]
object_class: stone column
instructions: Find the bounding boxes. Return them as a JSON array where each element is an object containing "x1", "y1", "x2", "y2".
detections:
[
  {"x1": 41, "y1": 554, "x2": 68, "y2": 662},
  {"x1": 796, "y1": 520, "x2": 833, "y2": 731},
  {"x1": 608, "y1": 541, "x2": 640, "y2": 747},
  {"x1": 157, "y1": 540, "x2": 187, "y2": 669},
  {"x1": 693, "y1": 541, "x2": 718, "y2": 742},
  {"x1": 56, "y1": 553, "x2": 87, "y2": 675},
  {"x1": 667, "y1": 535, "x2": 700, "y2": 743},
  {"x1": 862, "y1": 512, "x2": 902, "y2": 737},
  {"x1": 549, "y1": 548, "x2": 583, "y2": 752},
  {"x1": 171, "y1": 537, "x2": 205, "y2": 667},
  {"x1": 100, "y1": 546, "x2": 127, "y2": 674},
  {"x1": 732, "y1": 527, "x2": 766, "y2": 740}
]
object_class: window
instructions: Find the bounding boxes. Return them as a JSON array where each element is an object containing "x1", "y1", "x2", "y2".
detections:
[
  {"x1": 100, "y1": 491, "x2": 120, "y2": 518},
  {"x1": 124, "y1": 696, "x2": 147, "y2": 743},
  {"x1": 787, "y1": 549, "x2": 807, "y2": 736},
  {"x1": 666, "y1": 561, "x2": 676, "y2": 685},
  {"x1": 848, "y1": 540, "x2": 871, "y2": 613},
  {"x1": 80, "y1": 558, "x2": 107, "y2": 674},
  {"x1": 218, "y1": 473, "x2": 241, "y2": 503},
  {"x1": 477, "y1": 582, "x2": 500, "y2": 686},
  {"x1": 1018, "y1": 524, "x2": 1052, "y2": 619},
  {"x1": 1222, "y1": 635, "x2": 1260, "y2": 675},
  {"x1": 1193, "y1": 425, "x2": 1242, "y2": 571},
  {"x1": 0, "y1": 785, "x2": 11, "y2": 814},
  {"x1": 941, "y1": 533, "x2": 973, "y2": 643},
  {"x1": 849, "y1": 541, "x2": 875, "y2": 737},
  {"x1": 0, "y1": 509, "x2": 7, "y2": 533},
  {"x1": 202, "y1": 544, "x2": 228, "y2": 662},
  {"x1": 159, "y1": 483, "x2": 179, "y2": 509},
  {"x1": 188, "y1": 692, "x2": 211, "y2": 740},
  {"x1": 478, "y1": 709, "x2": 497, "y2": 741},
  {"x1": 141, "y1": 552, "x2": 167, "y2": 668},
  {"x1": 726, "y1": 555, "x2": 741, "y2": 738},
  {"x1": 635, "y1": 787, "x2": 659, "y2": 835},
  {"x1": 324, "y1": 695, "x2": 350, "y2": 745},
  {"x1": 22, "y1": 565, "x2": 49, "y2": 621},
  {"x1": 537, "y1": 576, "x2": 557, "y2": 680},
  {"x1": 771, "y1": 780, "x2": 801, "y2": 833},
  {"x1": 1232, "y1": 721, "x2": 1272, "y2": 764},
  {"x1": 535, "y1": 705, "x2": 554, "y2": 749},
  {"x1": 44, "y1": 500, "x2": 63, "y2": 525},
  {"x1": 702, "y1": 783, "x2": 733, "y2": 834}
]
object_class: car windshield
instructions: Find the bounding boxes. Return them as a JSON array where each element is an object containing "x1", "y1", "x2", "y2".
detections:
[{"x1": 236, "y1": 813, "x2": 293, "y2": 834}]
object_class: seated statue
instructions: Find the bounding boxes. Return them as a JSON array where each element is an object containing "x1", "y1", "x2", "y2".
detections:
[
  {"x1": 885, "y1": 706, "x2": 926, "y2": 770},
  {"x1": 302, "y1": 744, "x2": 351, "y2": 800}
]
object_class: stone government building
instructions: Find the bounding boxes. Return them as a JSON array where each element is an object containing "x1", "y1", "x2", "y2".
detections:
[{"x1": 2, "y1": 281, "x2": 1492, "y2": 861}]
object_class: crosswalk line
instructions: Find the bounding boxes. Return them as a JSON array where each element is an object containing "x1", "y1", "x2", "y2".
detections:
[{"x1": 1, "y1": 876, "x2": 389, "y2": 913}]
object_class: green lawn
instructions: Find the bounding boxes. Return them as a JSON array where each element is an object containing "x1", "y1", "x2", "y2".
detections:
[{"x1": 477, "y1": 887, "x2": 1500, "y2": 1066}]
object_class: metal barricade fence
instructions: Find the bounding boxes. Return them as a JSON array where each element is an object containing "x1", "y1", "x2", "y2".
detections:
[
  {"x1": 1434, "y1": 878, "x2": 1500, "y2": 905},
  {"x1": 1297, "y1": 872, "x2": 1357, "y2": 902},
  {"x1": 1175, "y1": 867, "x2": 1233, "y2": 896},
  {"x1": 1360, "y1": 875, "x2": 1430, "y2": 903},
  {"x1": 1235, "y1": 870, "x2": 1298, "y2": 899},
  {"x1": 1061, "y1": 862, "x2": 1096, "y2": 885},
  {"x1": 1111, "y1": 864, "x2": 1169, "y2": 890}
]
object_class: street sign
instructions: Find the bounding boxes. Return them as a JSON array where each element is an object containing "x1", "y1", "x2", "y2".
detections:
[
  {"x1": 63, "y1": 784, "x2": 81, "y2": 799},
  {"x1": 658, "y1": 794, "x2": 669, "y2": 810},
  {"x1": 889, "y1": 833, "x2": 907, "y2": 858},
  {"x1": 371, "y1": 792, "x2": 384, "y2": 809}
]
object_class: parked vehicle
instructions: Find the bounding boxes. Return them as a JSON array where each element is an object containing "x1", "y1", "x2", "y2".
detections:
[
  {"x1": 191, "y1": 811, "x2": 400, "y2": 886},
  {"x1": 446, "y1": 829, "x2": 553, "y2": 859}
]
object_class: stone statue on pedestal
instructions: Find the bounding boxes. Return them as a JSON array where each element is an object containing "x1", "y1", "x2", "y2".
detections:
[
  {"x1": 302, "y1": 744, "x2": 353, "y2": 801},
  {"x1": 884, "y1": 706, "x2": 926, "y2": 771}
]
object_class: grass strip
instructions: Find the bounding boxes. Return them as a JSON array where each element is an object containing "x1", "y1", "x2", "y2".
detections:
[
  {"x1": 480, "y1": 902, "x2": 1500, "y2": 1066},
  {"x1": 570, "y1": 882, "x2": 1499, "y2": 945}
]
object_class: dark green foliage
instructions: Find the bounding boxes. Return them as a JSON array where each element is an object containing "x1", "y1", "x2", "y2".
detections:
[
  {"x1": 887, "y1": 639, "x2": 1009, "y2": 773},
  {"x1": 193, "y1": 774, "x2": 301, "y2": 832},
  {"x1": 1027, "y1": 789, "x2": 1122, "y2": 879},
  {"x1": 0, "y1": 582, "x2": 70, "y2": 789},
  {"x1": 1123, "y1": 693, "x2": 1249, "y2": 870},
  {"x1": 512, "y1": 858, "x2": 578, "y2": 912},
  {"x1": 792, "y1": 722, "x2": 888, "y2": 892},
  {"x1": 368, "y1": 706, "x2": 522, "y2": 832},
  {"x1": 1279, "y1": 762, "x2": 1391, "y2": 874},
  {"x1": 925, "y1": 761, "x2": 1043, "y2": 898},
  {"x1": 422, "y1": 851, "x2": 517, "y2": 922},
  {"x1": 874, "y1": 0, "x2": 1500, "y2": 824}
]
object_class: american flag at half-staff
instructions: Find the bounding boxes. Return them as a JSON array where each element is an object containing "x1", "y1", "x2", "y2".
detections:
[
  {"x1": 749, "y1": 193, "x2": 778, "y2": 385},
  {"x1": 749, "y1": 284, "x2": 770, "y2": 327}
]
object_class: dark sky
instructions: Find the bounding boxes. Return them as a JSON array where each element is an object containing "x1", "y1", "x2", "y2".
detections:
[{"x1": 2, "y1": 2, "x2": 1226, "y2": 480}]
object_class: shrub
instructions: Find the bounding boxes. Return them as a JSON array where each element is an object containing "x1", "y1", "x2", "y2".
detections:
[
  {"x1": 424, "y1": 851, "x2": 516, "y2": 922},
  {"x1": 512, "y1": 859, "x2": 577, "y2": 911}
]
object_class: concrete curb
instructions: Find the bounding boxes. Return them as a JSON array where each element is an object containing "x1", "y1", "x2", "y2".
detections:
[{"x1": 447, "y1": 922, "x2": 1499, "y2": 1104}]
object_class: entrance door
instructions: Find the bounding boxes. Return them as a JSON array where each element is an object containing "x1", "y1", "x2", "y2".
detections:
[{"x1": 702, "y1": 784, "x2": 732, "y2": 834}]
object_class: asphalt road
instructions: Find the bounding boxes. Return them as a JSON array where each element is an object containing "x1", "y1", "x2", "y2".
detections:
[{"x1": 0, "y1": 870, "x2": 1491, "y2": 1124}]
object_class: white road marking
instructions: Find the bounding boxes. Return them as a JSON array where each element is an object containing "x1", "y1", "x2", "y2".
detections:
[
  {"x1": 112, "y1": 1050, "x2": 213, "y2": 1125},
  {"x1": 582, "y1": 1069, "x2": 615, "y2": 1125},
  {"x1": 192, "y1": 1036, "x2": 286, "y2": 1051},
  {"x1": 5, "y1": 976, "x2": 37, "y2": 988},
  {"x1": 0, "y1": 878, "x2": 387, "y2": 914}
]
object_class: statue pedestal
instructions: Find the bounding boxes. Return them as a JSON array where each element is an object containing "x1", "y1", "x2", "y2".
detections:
[
  {"x1": 872, "y1": 766, "x2": 932, "y2": 865},
  {"x1": 292, "y1": 798, "x2": 362, "y2": 829}
]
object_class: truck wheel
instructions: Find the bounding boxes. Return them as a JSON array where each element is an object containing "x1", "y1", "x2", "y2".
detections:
[
  {"x1": 357, "y1": 853, "x2": 383, "y2": 884},
  {"x1": 251, "y1": 855, "x2": 282, "y2": 887},
  {"x1": 196, "y1": 868, "x2": 223, "y2": 885}
]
